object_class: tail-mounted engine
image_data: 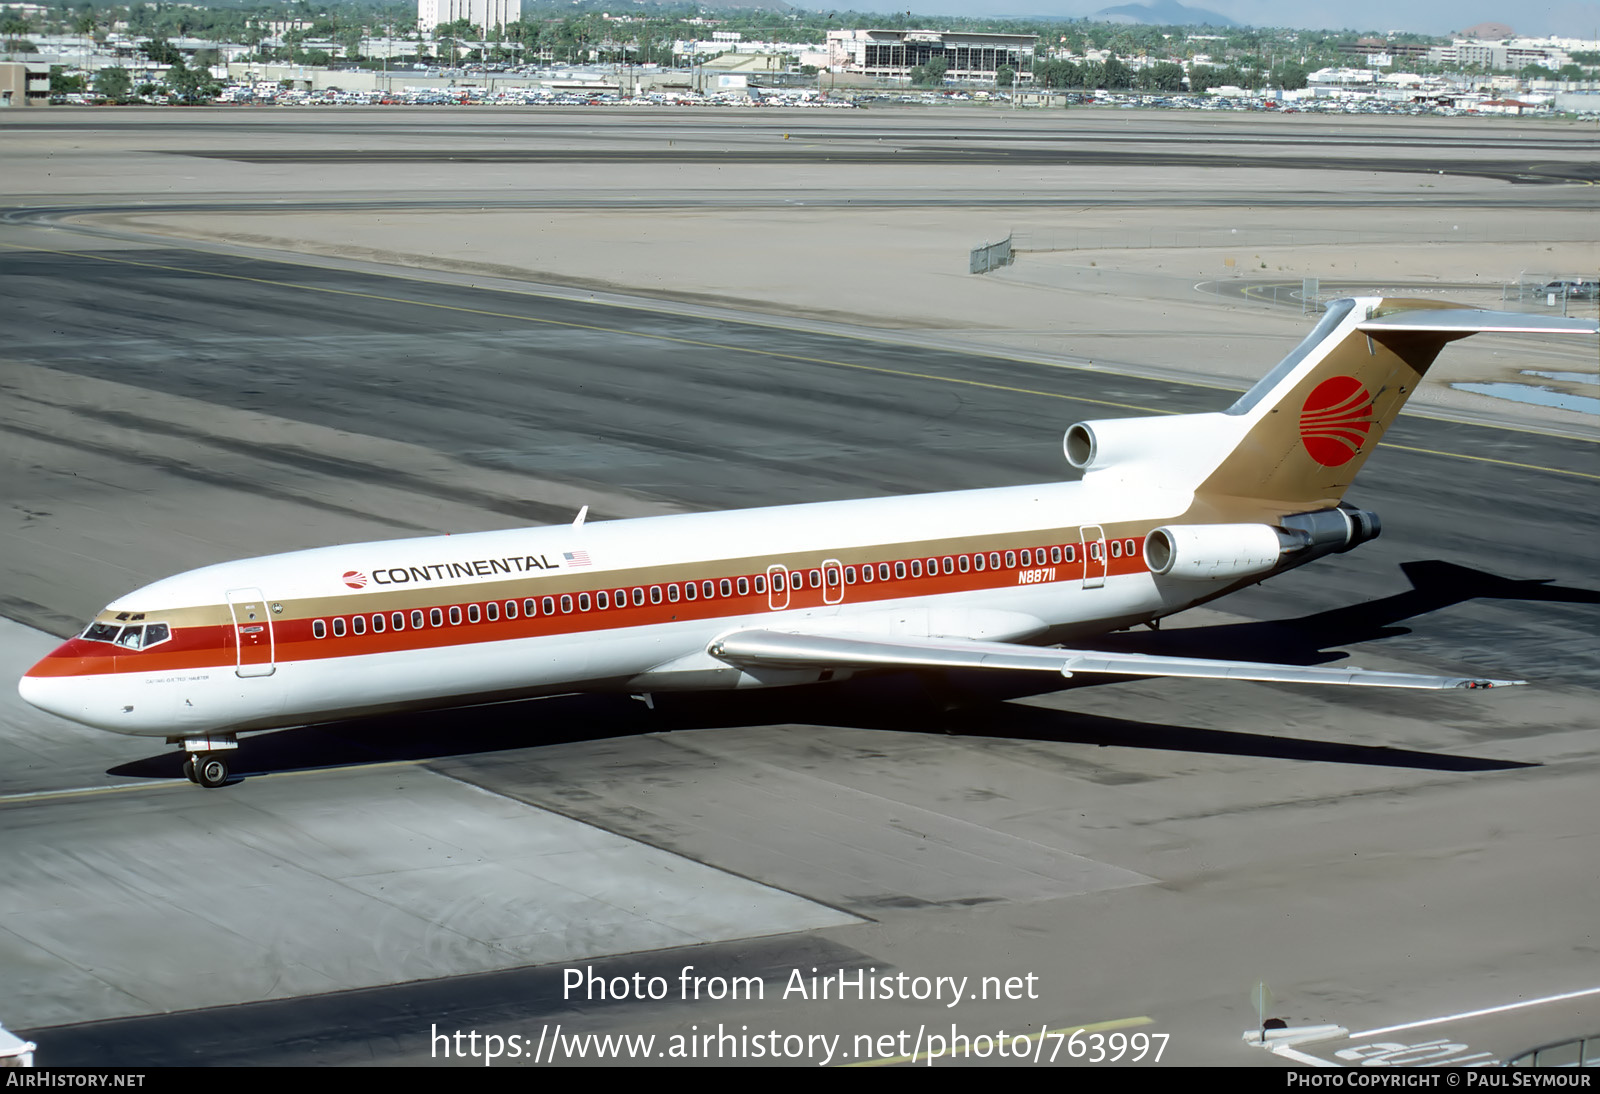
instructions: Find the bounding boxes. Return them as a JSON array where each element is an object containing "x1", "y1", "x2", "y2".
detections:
[
  {"x1": 1064, "y1": 413, "x2": 1234, "y2": 475},
  {"x1": 1146, "y1": 505, "x2": 1382, "y2": 582}
]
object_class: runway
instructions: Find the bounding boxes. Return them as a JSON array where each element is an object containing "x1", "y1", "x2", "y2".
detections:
[{"x1": 1, "y1": 109, "x2": 1597, "y2": 1067}]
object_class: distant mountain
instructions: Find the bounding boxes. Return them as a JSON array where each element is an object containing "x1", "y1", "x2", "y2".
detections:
[{"x1": 1092, "y1": 1, "x2": 1238, "y2": 26}]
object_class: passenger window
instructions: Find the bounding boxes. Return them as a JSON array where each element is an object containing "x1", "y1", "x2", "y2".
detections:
[
  {"x1": 1050, "y1": 546, "x2": 1061, "y2": 564},
  {"x1": 702, "y1": 580, "x2": 714, "y2": 599},
  {"x1": 1110, "y1": 540, "x2": 1122, "y2": 559},
  {"x1": 313, "y1": 619, "x2": 326, "y2": 639},
  {"x1": 541, "y1": 597, "x2": 553, "y2": 616},
  {"x1": 633, "y1": 587, "x2": 645, "y2": 606},
  {"x1": 826, "y1": 567, "x2": 840, "y2": 587},
  {"x1": 1064, "y1": 545, "x2": 1075, "y2": 563},
  {"x1": 372, "y1": 613, "x2": 385, "y2": 633},
  {"x1": 720, "y1": 579, "x2": 731, "y2": 597},
  {"x1": 861, "y1": 565, "x2": 873, "y2": 583},
  {"x1": 414, "y1": 610, "x2": 425, "y2": 629},
  {"x1": 737, "y1": 577, "x2": 749, "y2": 596},
  {"x1": 504, "y1": 601, "x2": 517, "y2": 620},
  {"x1": 614, "y1": 589, "x2": 626, "y2": 607},
  {"x1": 754, "y1": 574, "x2": 766, "y2": 594},
  {"x1": 667, "y1": 584, "x2": 680, "y2": 602},
  {"x1": 1004, "y1": 551, "x2": 1016, "y2": 568},
  {"x1": 974, "y1": 553, "x2": 985, "y2": 572},
  {"x1": 486, "y1": 602, "x2": 498, "y2": 622},
  {"x1": 989, "y1": 552, "x2": 1002, "y2": 570},
  {"x1": 333, "y1": 618, "x2": 347, "y2": 637},
  {"x1": 773, "y1": 572, "x2": 786, "y2": 592},
  {"x1": 879, "y1": 563, "x2": 891, "y2": 581},
  {"x1": 958, "y1": 555, "x2": 970, "y2": 573},
  {"x1": 392, "y1": 612, "x2": 405, "y2": 631},
  {"x1": 1020, "y1": 550, "x2": 1031, "y2": 567},
  {"x1": 943, "y1": 556, "x2": 955, "y2": 574},
  {"x1": 559, "y1": 595, "x2": 572, "y2": 613},
  {"x1": 352, "y1": 616, "x2": 365, "y2": 636},
  {"x1": 650, "y1": 586, "x2": 662, "y2": 604},
  {"x1": 810, "y1": 569, "x2": 821, "y2": 587},
  {"x1": 684, "y1": 582, "x2": 696, "y2": 601},
  {"x1": 578, "y1": 593, "x2": 591, "y2": 612},
  {"x1": 792, "y1": 571, "x2": 805, "y2": 590},
  {"x1": 597, "y1": 591, "x2": 609, "y2": 610},
  {"x1": 449, "y1": 606, "x2": 462, "y2": 625},
  {"x1": 468, "y1": 603, "x2": 481, "y2": 623},
  {"x1": 1126, "y1": 539, "x2": 1137, "y2": 557},
  {"x1": 845, "y1": 566, "x2": 857, "y2": 584},
  {"x1": 893, "y1": 561, "x2": 905, "y2": 579}
]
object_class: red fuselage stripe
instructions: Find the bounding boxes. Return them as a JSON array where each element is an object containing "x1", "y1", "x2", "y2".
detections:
[{"x1": 31, "y1": 540, "x2": 1149, "y2": 677}]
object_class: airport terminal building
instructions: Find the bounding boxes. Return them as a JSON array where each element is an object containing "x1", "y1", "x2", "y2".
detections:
[{"x1": 826, "y1": 29, "x2": 1036, "y2": 84}]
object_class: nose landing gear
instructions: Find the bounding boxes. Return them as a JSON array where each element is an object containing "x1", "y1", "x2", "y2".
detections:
[
  {"x1": 169, "y1": 733, "x2": 238, "y2": 789},
  {"x1": 185, "y1": 753, "x2": 230, "y2": 788}
]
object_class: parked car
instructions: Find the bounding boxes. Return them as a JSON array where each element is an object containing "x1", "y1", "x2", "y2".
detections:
[{"x1": 1544, "y1": 280, "x2": 1599, "y2": 300}]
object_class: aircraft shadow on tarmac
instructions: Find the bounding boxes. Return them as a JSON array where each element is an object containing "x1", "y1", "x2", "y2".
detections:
[{"x1": 110, "y1": 560, "x2": 1596, "y2": 784}]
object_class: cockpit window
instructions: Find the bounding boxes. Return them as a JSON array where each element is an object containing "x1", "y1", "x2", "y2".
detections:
[{"x1": 82, "y1": 621, "x2": 172, "y2": 650}]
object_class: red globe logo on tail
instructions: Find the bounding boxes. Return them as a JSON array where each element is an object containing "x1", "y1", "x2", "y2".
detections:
[
  {"x1": 342, "y1": 571, "x2": 368, "y2": 589},
  {"x1": 1299, "y1": 376, "x2": 1374, "y2": 467}
]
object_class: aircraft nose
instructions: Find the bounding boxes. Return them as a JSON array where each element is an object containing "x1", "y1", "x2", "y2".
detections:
[
  {"x1": 19, "y1": 670, "x2": 73, "y2": 721},
  {"x1": 18, "y1": 640, "x2": 117, "y2": 729}
]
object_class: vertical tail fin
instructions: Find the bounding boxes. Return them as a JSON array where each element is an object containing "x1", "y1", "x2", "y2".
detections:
[{"x1": 1196, "y1": 297, "x2": 1597, "y2": 508}]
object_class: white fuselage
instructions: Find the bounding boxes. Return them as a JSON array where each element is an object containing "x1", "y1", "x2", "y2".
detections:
[{"x1": 21, "y1": 474, "x2": 1215, "y2": 739}]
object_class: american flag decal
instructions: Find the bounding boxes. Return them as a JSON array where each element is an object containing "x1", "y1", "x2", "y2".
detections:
[{"x1": 563, "y1": 550, "x2": 592, "y2": 567}]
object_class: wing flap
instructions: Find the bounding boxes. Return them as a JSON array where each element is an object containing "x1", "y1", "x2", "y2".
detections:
[{"x1": 709, "y1": 629, "x2": 1522, "y2": 691}]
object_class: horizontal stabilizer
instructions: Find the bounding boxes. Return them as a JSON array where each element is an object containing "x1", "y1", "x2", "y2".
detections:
[
  {"x1": 1358, "y1": 310, "x2": 1599, "y2": 336},
  {"x1": 709, "y1": 629, "x2": 1523, "y2": 691}
]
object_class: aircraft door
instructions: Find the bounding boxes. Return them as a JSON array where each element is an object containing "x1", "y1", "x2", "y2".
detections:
[
  {"x1": 822, "y1": 559, "x2": 843, "y2": 605},
  {"x1": 226, "y1": 587, "x2": 277, "y2": 678},
  {"x1": 1080, "y1": 526, "x2": 1107, "y2": 589},
  {"x1": 767, "y1": 564, "x2": 790, "y2": 611}
]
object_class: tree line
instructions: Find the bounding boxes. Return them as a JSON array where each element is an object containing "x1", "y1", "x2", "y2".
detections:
[{"x1": 1031, "y1": 56, "x2": 1308, "y2": 92}]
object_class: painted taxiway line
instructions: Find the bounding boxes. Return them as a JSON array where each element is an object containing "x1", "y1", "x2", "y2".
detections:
[
  {"x1": 0, "y1": 758, "x2": 431, "y2": 805},
  {"x1": 1351, "y1": 984, "x2": 1600, "y2": 1038}
]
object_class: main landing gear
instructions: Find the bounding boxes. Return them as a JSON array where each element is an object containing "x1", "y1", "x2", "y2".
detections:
[{"x1": 169, "y1": 733, "x2": 238, "y2": 789}]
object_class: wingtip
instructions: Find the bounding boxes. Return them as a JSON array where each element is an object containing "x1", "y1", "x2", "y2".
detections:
[{"x1": 1455, "y1": 678, "x2": 1527, "y2": 690}]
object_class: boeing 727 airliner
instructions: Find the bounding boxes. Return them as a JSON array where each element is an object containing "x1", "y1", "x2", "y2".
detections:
[{"x1": 19, "y1": 298, "x2": 1599, "y2": 787}]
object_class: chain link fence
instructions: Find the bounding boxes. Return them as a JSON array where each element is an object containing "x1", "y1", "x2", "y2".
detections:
[
  {"x1": 1503, "y1": 274, "x2": 1600, "y2": 316},
  {"x1": 969, "y1": 237, "x2": 1013, "y2": 274},
  {"x1": 1007, "y1": 224, "x2": 1525, "y2": 253}
]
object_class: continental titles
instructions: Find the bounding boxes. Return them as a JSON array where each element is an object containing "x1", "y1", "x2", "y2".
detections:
[{"x1": 369, "y1": 556, "x2": 560, "y2": 586}]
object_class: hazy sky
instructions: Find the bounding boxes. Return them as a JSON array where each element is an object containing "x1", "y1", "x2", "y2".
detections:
[{"x1": 841, "y1": 0, "x2": 1600, "y2": 38}]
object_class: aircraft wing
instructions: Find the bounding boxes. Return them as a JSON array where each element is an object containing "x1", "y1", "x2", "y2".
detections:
[{"x1": 708, "y1": 629, "x2": 1522, "y2": 690}]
